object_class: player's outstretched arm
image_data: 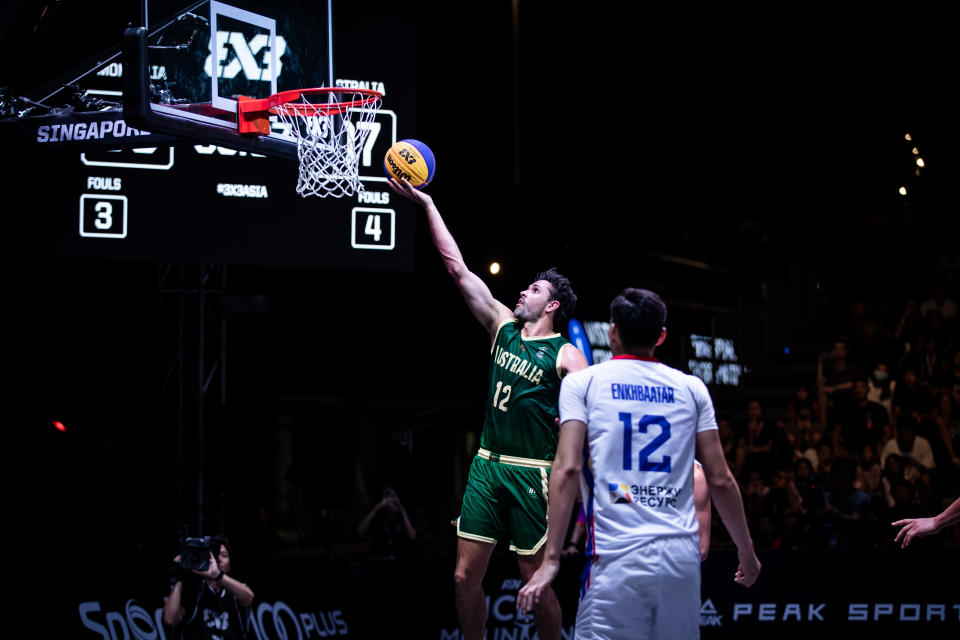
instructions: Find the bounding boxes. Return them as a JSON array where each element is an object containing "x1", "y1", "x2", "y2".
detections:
[
  {"x1": 696, "y1": 429, "x2": 761, "y2": 587},
  {"x1": 516, "y1": 418, "x2": 587, "y2": 614},
  {"x1": 893, "y1": 496, "x2": 960, "y2": 548},
  {"x1": 386, "y1": 178, "x2": 512, "y2": 335}
]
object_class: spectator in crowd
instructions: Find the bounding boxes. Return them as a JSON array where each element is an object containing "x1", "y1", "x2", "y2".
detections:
[
  {"x1": 357, "y1": 486, "x2": 418, "y2": 637},
  {"x1": 880, "y1": 419, "x2": 936, "y2": 474},
  {"x1": 788, "y1": 456, "x2": 827, "y2": 546},
  {"x1": 782, "y1": 462, "x2": 811, "y2": 549},
  {"x1": 743, "y1": 399, "x2": 783, "y2": 478},
  {"x1": 754, "y1": 516, "x2": 782, "y2": 549},
  {"x1": 880, "y1": 454, "x2": 906, "y2": 510},
  {"x1": 718, "y1": 416, "x2": 746, "y2": 480},
  {"x1": 855, "y1": 443, "x2": 883, "y2": 498},
  {"x1": 784, "y1": 408, "x2": 822, "y2": 469},
  {"x1": 791, "y1": 457, "x2": 824, "y2": 510},
  {"x1": 892, "y1": 300, "x2": 923, "y2": 365},
  {"x1": 919, "y1": 281, "x2": 957, "y2": 322},
  {"x1": 924, "y1": 309, "x2": 950, "y2": 348},
  {"x1": 881, "y1": 418, "x2": 936, "y2": 512},
  {"x1": 891, "y1": 366, "x2": 936, "y2": 432},
  {"x1": 893, "y1": 369, "x2": 960, "y2": 468},
  {"x1": 817, "y1": 441, "x2": 836, "y2": 475},
  {"x1": 760, "y1": 469, "x2": 793, "y2": 538},
  {"x1": 930, "y1": 413, "x2": 960, "y2": 470},
  {"x1": 935, "y1": 347, "x2": 960, "y2": 420},
  {"x1": 786, "y1": 385, "x2": 819, "y2": 421},
  {"x1": 850, "y1": 316, "x2": 893, "y2": 377},
  {"x1": 743, "y1": 470, "x2": 770, "y2": 530},
  {"x1": 358, "y1": 486, "x2": 416, "y2": 560},
  {"x1": 822, "y1": 457, "x2": 874, "y2": 548},
  {"x1": 817, "y1": 339, "x2": 859, "y2": 425},
  {"x1": 831, "y1": 375, "x2": 890, "y2": 455},
  {"x1": 867, "y1": 361, "x2": 897, "y2": 417},
  {"x1": 845, "y1": 300, "x2": 868, "y2": 345},
  {"x1": 934, "y1": 348, "x2": 960, "y2": 466},
  {"x1": 885, "y1": 479, "x2": 922, "y2": 538},
  {"x1": 907, "y1": 332, "x2": 946, "y2": 386}
]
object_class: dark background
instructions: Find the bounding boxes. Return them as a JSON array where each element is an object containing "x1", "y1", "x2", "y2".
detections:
[{"x1": 5, "y1": 1, "x2": 960, "y2": 637}]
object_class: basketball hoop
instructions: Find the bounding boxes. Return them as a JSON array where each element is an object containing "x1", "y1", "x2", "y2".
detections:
[{"x1": 238, "y1": 87, "x2": 382, "y2": 198}]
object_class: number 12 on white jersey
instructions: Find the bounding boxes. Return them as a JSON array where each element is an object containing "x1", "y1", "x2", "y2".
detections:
[{"x1": 620, "y1": 413, "x2": 672, "y2": 473}]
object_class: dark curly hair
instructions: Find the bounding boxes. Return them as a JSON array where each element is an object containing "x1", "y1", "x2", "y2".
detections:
[{"x1": 535, "y1": 267, "x2": 577, "y2": 332}]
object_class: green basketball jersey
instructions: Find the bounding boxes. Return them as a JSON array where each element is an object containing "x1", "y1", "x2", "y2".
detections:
[{"x1": 482, "y1": 319, "x2": 572, "y2": 461}]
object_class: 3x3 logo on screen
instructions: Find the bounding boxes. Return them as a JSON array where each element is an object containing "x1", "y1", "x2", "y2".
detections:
[{"x1": 205, "y1": 33, "x2": 288, "y2": 81}]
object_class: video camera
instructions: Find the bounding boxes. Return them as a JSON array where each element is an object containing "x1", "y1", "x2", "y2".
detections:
[{"x1": 179, "y1": 536, "x2": 214, "y2": 571}]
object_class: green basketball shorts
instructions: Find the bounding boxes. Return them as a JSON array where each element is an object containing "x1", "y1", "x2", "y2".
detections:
[{"x1": 456, "y1": 448, "x2": 553, "y2": 555}]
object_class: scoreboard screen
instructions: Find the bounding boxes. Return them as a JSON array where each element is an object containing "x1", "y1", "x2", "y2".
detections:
[{"x1": 52, "y1": 11, "x2": 417, "y2": 270}]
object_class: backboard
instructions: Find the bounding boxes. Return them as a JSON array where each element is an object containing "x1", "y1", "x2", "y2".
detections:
[
  {"x1": 2, "y1": 0, "x2": 415, "y2": 270},
  {"x1": 119, "y1": 0, "x2": 335, "y2": 159}
]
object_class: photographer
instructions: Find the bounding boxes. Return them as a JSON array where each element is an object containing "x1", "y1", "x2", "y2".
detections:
[{"x1": 162, "y1": 534, "x2": 254, "y2": 640}]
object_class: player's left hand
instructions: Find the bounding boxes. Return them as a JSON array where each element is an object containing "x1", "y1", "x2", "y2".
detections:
[{"x1": 516, "y1": 560, "x2": 559, "y2": 614}]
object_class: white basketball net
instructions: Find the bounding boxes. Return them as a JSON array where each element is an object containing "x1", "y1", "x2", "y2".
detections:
[{"x1": 273, "y1": 90, "x2": 382, "y2": 198}]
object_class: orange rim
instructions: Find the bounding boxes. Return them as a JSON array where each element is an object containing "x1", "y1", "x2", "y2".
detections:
[{"x1": 237, "y1": 87, "x2": 382, "y2": 117}]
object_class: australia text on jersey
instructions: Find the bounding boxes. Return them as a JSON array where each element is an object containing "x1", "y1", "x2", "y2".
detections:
[{"x1": 494, "y1": 344, "x2": 545, "y2": 385}]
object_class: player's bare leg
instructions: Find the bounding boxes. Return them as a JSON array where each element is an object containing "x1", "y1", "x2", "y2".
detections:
[
  {"x1": 517, "y1": 547, "x2": 562, "y2": 640},
  {"x1": 454, "y1": 537, "x2": 496, "y2": 640}
]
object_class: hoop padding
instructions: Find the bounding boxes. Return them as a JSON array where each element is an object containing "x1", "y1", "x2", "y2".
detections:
[{"x1": 268, "y1": 88, "x2": 382, "y2": 198}]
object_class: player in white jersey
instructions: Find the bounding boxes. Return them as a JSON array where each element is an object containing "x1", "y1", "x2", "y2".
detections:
[{"x1": 518, "y1": 288, "x2": 761, "y2": 639}]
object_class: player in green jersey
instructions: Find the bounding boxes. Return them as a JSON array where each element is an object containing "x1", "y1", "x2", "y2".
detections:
[{"x1": 388, "y1": 178, "x2": 589, "y2": 640}]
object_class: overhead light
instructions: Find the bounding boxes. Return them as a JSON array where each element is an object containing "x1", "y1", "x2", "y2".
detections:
[
  {"x1": 899, "y1": 186, "x2": 907, "y2": 196},
  {"x1": 905, "y1": 133, "x2": 912, "y2": 141},
  {"x1": 489, "y1": 262, "x2": 501, "y2": 275},
  {"x1": 916, "y1": 157, "x2": 925, "y2": 168}
]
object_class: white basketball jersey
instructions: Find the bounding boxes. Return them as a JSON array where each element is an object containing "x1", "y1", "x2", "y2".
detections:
[{"x1": 558, "y1": 355, "x2": 718, "y2": 557}]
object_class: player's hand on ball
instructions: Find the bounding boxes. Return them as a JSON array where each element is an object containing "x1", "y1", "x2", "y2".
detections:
[{"x1": 386, "y1": 177, "x2": 432, "y2": 207}]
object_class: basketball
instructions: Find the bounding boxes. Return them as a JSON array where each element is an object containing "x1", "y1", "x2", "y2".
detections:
[{"x1": 383, "y1": 139, "x2": 436, "y2": 189}]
